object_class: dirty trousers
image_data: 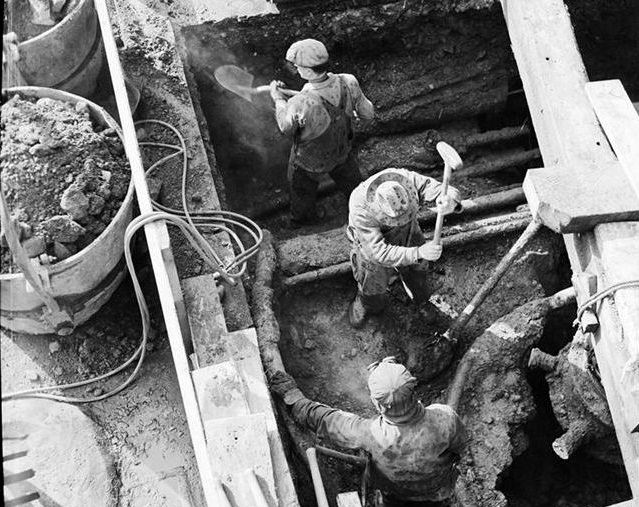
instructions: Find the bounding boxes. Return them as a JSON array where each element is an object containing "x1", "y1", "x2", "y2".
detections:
[
  {"x1": 350, "y1": 230, "x2": 430, "y2": 310},
  {"x1": 289, "y1": 151, "x2": 363, "y2": 222}
]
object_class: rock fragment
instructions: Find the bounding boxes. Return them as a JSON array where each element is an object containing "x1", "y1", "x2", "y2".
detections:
[
  {"x1": 40, "y1": 215, "x2": 85, "y2": 243},
  {"x1": 22, "y1": 235, "x2": 46, "y2": 257},
  {"x1": 60, "y1": 185, "x2": 90, "y2": 221}
]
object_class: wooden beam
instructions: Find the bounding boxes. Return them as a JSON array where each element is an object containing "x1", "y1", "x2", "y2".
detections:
[
  {"x1": 523, "y1": 163, "x2": 639, "y2": 232},
  {"x1": 586, "y1": 80, "x2": 639, "y2": 200},
  {"x1": 95, "y1": 2, "x2": 222, "y2": 505},
  {"x1": 499, "y1": 0, "x2": 639, "y2": 498}
]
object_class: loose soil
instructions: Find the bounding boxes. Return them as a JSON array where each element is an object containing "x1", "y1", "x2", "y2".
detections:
[{"x1": 0, "y1": 94, "x2": 130, "y2": 272}]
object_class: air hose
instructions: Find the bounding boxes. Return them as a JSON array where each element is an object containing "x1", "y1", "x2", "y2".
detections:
[{"x1": 2, "y1": 120, "x2": 262, "y2": 403}]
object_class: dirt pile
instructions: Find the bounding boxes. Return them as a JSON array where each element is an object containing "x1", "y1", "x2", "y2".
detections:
[{"x1": 0, "y1": 94, "x2": 130, "y2": 273}]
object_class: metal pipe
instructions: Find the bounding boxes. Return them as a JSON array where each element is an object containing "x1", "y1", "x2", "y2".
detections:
[
  {"x1": 306, "y1": 448, "x2": 330, "y2": 507},
  {"x1": 282, "y1": 213, "x2": 531, "y2": 288},
  {"x1": 446, "y1": 220, "x2": 543, "y2": 341}
]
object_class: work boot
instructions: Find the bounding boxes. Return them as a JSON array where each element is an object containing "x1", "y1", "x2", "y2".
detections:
[{"x1": 348, "y1": 293, "x2": 368, "y2": 328}]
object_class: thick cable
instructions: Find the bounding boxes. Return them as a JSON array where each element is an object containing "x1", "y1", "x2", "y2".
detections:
[
  {"x1": 574, "y1": 280, "x2": 639, "y2": 327},
  {"x1": 2, "y1": 120, "x2": 262, "y2": 403}
]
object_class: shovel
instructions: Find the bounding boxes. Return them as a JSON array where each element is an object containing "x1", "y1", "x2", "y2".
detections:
[{"x1": 213, "y1": 65, "x2": 299, "y2": 103}]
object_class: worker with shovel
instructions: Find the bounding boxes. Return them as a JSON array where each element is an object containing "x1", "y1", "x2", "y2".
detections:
[
  {"x1": 347, "y1": 163, "x2": 462, "y2": 328},
  {"x1": 270, "y1": 38, "x2": 374, "y2": 227},
  {"x1": 270, "y1": 357, "x2": 467, "y2": 506}
]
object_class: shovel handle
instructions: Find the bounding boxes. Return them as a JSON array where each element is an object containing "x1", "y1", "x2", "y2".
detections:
[
  {"x1": 432, "y1": 163, "x2": 452, "y2": 245},
  {"x1": 253, "y1": 84, "x2": 299, "y2": 96}
]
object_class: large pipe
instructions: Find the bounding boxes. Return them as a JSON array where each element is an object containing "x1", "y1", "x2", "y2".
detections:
[
  {"x1": 248, "y1": 143, "x2": 532, "y2": 218},
  {"x1": 281, "y1": 213, "x2": 531, "y2": 288},
  {"x1": 446, "y1": 287, "x2": 575, "y2": 411},
  {"x1": 552, "y1": 419, "x2": 598, "y2": 460},
  {"x1": 458, "y1": 149, "x2": 540, "y2": 178}
]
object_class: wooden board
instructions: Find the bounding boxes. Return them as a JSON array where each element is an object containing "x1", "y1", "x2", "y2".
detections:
[
  {"x1": 522, "y1": 163, "x2": 639, "y2": 232},
  {"x1": 336, "y1": 492, "x2": 363, "y2": 507},
  {"x1": 192, "y1": 361, "x2": 250, "y2": 422},
  {"x1": 183, "y1": 274, "x2": 228, "y2": 368},
  {"x1": 224, "y1": 329, "x2": 299, "y2": 507},
  {"x1": 586, "y1": 80, "x2": 639, "y2": 200},
  {"x1": 498, "y1": 0, "x2": 639, "y2": 498},
  {"x1": 205, "y1": 413, "x2": 276, "y2": 507}
]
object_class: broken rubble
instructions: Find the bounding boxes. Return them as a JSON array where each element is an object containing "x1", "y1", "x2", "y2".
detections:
[
  {"x1": 40, "y1": 215, "x2": 85, "y2": 243},
  {"x1": 60, "y1": 185, "x2": 90, "y2": 221}
]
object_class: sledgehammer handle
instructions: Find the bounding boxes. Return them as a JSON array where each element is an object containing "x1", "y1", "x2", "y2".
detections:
[
  {"x1": 432, "y1": 142, "x2": 462, "y2": 245},
  {"x1": 432, "y1": 164, "x2": 451, "y2": 244}
]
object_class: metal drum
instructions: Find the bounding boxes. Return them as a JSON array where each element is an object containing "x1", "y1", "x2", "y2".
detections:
[{"x1": 0, "y1": 87, "x2": 134, "y2": 335}]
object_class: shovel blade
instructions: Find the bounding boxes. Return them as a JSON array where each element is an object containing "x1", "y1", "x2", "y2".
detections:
[{"x1": 213, "y1": 65, "x2": 257, "y2": 102}]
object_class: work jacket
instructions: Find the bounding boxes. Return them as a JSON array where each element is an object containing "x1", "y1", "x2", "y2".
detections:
[
  {"x1": 275, "y1": 73, "x2": 374, "y2": 173},
  {"x1": 348, "y1": 168, "x2": 461, "y2": 267},
  {"x1": 291, "y1": 398, "x2": 467, "y2": 502}
]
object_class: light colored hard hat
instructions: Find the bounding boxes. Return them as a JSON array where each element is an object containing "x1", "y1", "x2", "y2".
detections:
[
  {"x1": 375, "y1": 181, "x2": 411, "y2": 219},
  {"x1": 286, "y1": 39, "x2": 329, "y2": 67}
]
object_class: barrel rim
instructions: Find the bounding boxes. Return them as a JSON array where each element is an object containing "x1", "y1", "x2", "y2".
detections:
[
  {"x1": 14, "y1": 0, "x2": 90, "y2": 49},
  {"x1": 0, "y1": 86, "x2": 135, "y2": 281}
]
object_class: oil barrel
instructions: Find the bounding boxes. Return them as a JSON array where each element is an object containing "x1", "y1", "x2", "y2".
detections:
[
  {"x1": 3, "y1": 0, "x2": 104, "y2": 98},
  {"x1": 0, "y1": 86, "x2": 134, "y2": 335}
]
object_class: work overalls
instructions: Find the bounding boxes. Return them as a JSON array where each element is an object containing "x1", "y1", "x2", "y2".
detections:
[{"x1": 288, "y1": 76, "x2": 363, "y2": 222}]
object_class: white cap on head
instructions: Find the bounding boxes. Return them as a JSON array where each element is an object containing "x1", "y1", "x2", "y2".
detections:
[
  {"x1": 286, "y1": 39, "x2": 329, "y2": 67},
  {"x1": 375, "y1": 181, "x2": 410, "y2": 219}
]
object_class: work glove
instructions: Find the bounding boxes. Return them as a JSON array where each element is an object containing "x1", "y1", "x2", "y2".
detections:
[
  {"x1": 269, "y1": 80, "x2": 288, "y2": 102},
  {"x1": 417, "y1": 241, "x2": 443, "y2": 261},
  {"x1": 269, "y1": 370, "x2": 305, "y2": 405},
  {"x1": 436, "y1": 187, "x2": 462, "y2": 216}
]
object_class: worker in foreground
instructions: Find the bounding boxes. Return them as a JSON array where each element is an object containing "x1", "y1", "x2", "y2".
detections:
[
  {"x1": 347, "y1": 168, "x2": 462, "y2": 327},
  {"x1": 270, "y1": 38, "x2": 374, "y2": 227},
  {"x1": 270, "y1": 357, "x2": 467, "y2": 506}
]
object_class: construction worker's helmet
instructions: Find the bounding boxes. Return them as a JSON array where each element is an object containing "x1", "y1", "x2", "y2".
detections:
[
  {"x1": 375, "y1": 181, "x2": 411, "y2": 219},
  {"x1": 286, "y1": 39, "x2": 329, "y2": 68}
]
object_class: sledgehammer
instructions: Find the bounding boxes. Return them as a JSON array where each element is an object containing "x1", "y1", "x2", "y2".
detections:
[{"x1": 432, "y1": 142, "x2": 463, "y2": 244}]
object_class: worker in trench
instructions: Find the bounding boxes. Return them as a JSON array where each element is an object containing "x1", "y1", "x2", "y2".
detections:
[
  {"x1": 347, "y1": 168, "x2": 462, "y2": 328},
  {"x1": 270, "y1": 357, "x2": 467, "y2": 506},
  {"x1": 270, "y1": 38, "x2": 374, "y2": 227}
]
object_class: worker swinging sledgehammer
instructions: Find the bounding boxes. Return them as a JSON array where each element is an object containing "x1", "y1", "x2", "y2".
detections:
[
  {"x1": 269, "y1": 357, "x2": 468, "y2": 506},
  {"x1": 270, "y1": 39, "x2": 375, "y2": 228},
  {"x1": 347, "y1": 160, "x2": 463, "y2": 328}
]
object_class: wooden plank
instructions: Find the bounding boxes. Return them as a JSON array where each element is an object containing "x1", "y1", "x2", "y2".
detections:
[
  {"x1": 586, "y1": 80, "x2": 639, "y2": 199},
  {"x1": 498, "y1": 0, "x2": 639, "y2": 498},
  {"x1": 183, "y1": 274, "x2": 228, "y2": 368},
  {"x1": 337, "y1": 492, "x2": 363, "y2": 507},
  {"x1": 522, "y1": 164, "x2": 639, "y2": 232},
  {"x1": 192, "y1": 361, "x2": 250, "y2": 422},
  {"x1": 606, "y1": 500, "x2": 636, "y2": 507},
  {"x1": 205, "y1": 414, "x2": 277, "y2": 507},
  {"x1": 594, "y1": 222, "x2": 639, "y2": 396},
  {"x1": 225, "y1": 329, "x2": 300, "y2": 507},
  {"x1": 95, "y1": 2, "x2": 222, "y2": 506}
]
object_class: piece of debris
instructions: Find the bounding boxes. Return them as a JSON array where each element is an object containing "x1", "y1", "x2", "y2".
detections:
[{"x1": 49, "y1": 341, "x2": 61, "y2": 354}]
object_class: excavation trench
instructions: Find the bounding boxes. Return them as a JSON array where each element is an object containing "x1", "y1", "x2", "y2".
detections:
[{"x1": 179, "y1": 0, "x2": 638, "y2": 504}]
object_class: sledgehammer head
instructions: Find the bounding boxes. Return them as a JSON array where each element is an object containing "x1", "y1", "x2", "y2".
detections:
[{"x1": 435, "y1": 141, "x2": 463, "y2": 172}]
